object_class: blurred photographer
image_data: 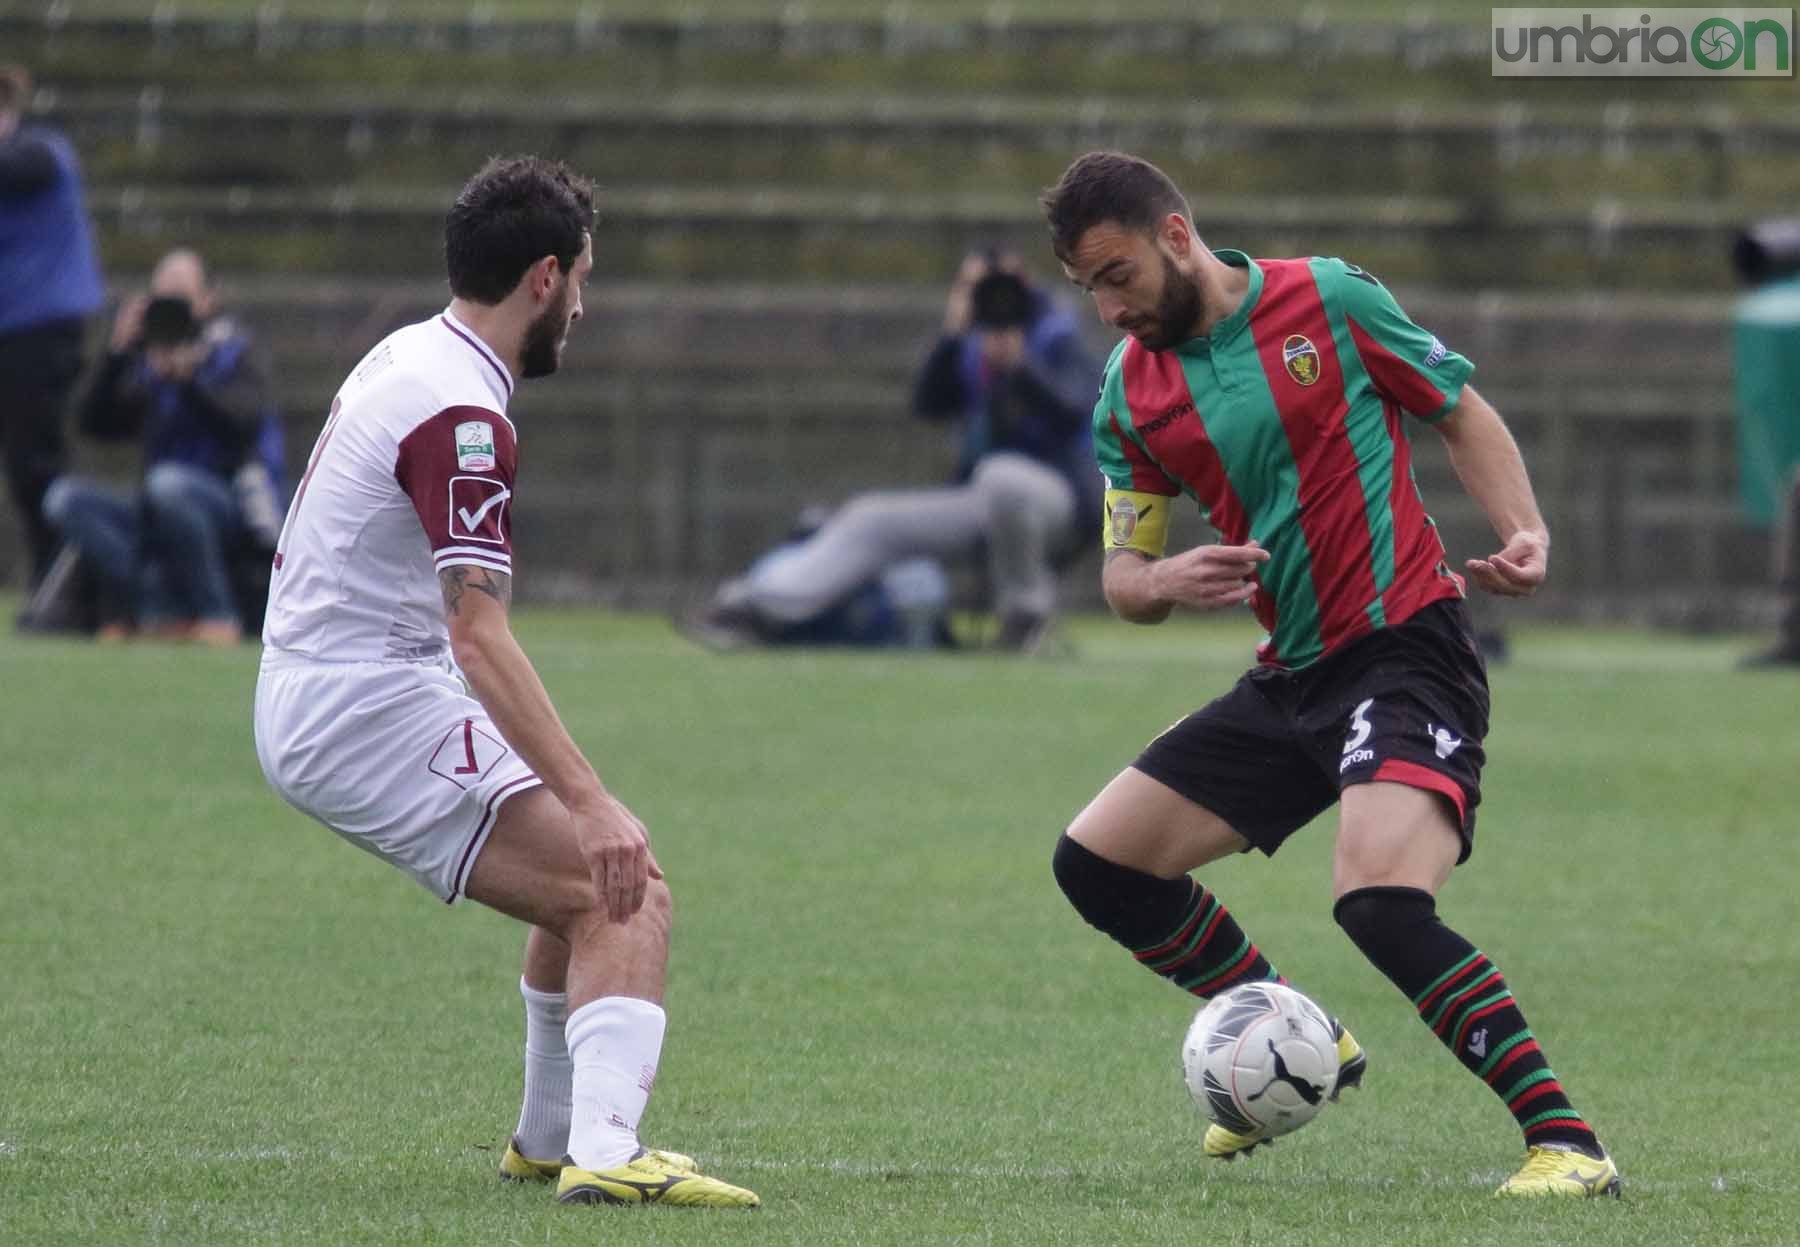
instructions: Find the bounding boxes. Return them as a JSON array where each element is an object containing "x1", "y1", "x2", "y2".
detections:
[
  {"x1": 42, "y1": 248, "x2": 283, "y2": 643},
  {"x1": 692, "y1": 250, "x2": 1100, "y2": 651}
]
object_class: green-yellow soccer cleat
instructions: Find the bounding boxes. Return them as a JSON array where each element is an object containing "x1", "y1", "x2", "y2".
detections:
[
  {"x1": 555, "y1": 1150, "x2": 760, "y2": 1209},
  {"x1": 1495, "y1": 1143, "x2": 1621, "y2": 1198},
  {"x1": 1204, "y1": 1019, "x2": 1366, "y2": 1161},
  {"x1": 1329, "y1": 1018, "x2": 1367, "y2": 1100},
  {"x1": 499, "y1": 1137, "x2": 561, "y2": 1183},
  {"x1": 500, "y1": 1136, "x2": 698, "y2": 1184}
]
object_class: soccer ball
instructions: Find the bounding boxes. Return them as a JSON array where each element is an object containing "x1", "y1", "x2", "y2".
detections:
[{"x1": 1181, "y1": 981, "x2": 1338, "y2": 1138}]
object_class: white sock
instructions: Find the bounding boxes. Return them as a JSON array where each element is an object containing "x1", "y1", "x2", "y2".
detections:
[
  {"x1": 565, "y1": 996, "x2": 667, "y2": 1171},
  {"x1": 512, "y1": 978, "x2": 572, "y2": 1161}
]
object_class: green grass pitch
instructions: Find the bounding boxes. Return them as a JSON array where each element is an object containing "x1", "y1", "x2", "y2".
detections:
[{"x1": 1, "y1": 609, "x2": 1794, "y2": 1245}]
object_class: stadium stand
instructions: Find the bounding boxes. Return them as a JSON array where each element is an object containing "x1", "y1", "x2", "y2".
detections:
[{"x1": 0, "y1": 4, "x2": 1774, "y2": 623}]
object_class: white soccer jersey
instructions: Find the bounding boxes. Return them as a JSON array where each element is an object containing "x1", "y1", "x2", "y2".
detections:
[{"x1": 262, "y1": 308, "x2": 519, "y2": 663}]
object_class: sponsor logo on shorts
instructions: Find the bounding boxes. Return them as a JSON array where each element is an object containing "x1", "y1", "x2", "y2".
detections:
[
  {"x1": 1428, "y1": 723, "x2": 1464, "y2": 759},
  {"x1": 428, "y1": 717, "x2": 509, "y2": 788},
  {"x1": 1283, "y1": 335, "x2": 1321, "y2": 386},
  {"x1": 455, "y1": 420, "x2": 497, "y2": 472},
  {"x1": 1340, "y1": 698, "x2": 1377, "y2": 773},
  {"x1": 449, "y1": 476, "x2": 510, "y2": 544}
]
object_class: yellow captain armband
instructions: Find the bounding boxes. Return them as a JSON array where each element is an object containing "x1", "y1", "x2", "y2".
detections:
[{"x1": 1102, "y1": 489, "x2": 1172, "y2": 558}]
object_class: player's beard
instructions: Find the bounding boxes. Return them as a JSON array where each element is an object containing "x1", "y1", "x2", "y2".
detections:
[
  {"x1": 519, "y1": 283, "x2": 572, "y2": 379},
  {"x1": 1137, "y1": 251, "x2": 1204, "y2": 352}
]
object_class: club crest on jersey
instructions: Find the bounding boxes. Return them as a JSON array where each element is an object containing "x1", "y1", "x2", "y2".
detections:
[
  {"x1": 455, "y1": 420, "x2": 497, "y2": 472},
  {"x1": 1109, "y1": 496, "x2": 1142, "y2": 545},
  {"x1": 1282, "y1": 335, "x2": 1320, "y2": 387}
]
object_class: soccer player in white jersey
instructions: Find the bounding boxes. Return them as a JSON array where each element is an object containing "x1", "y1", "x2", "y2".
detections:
[{"x1": 254, "y1": 156, "x2": 758, "y2": 1209}]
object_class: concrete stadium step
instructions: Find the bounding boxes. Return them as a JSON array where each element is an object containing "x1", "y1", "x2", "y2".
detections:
[
  {"x1": 191, "y1": 280, "x2": 1732, "y2": 393},
  {"x1": 10, "y1": 7, "x2": 1788, "y2": 115},
  {"x1": 42, "y1": 90, "x2": 1793, "y2": 214},
  {"x1": 83, "y1": 183, "x2": 1748, "y2": 290}
]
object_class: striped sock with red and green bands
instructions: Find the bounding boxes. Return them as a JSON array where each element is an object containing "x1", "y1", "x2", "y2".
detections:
[
  {"x1": 1334, "y1": 885, "x2": 1601, "y2": 1156},
  {"x1": 1052, "y1": 834, "x2": 1283, "y2": 998}
]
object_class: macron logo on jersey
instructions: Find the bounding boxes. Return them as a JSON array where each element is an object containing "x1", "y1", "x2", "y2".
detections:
[{"x1": 450, "y1": 477, "x2": 510, "y2": 545}]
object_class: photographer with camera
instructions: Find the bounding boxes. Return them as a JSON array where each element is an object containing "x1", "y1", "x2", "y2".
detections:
[
  {"x1": 41, "y1": 248, "x2": 283, "y2": 643},
  {"x1": 690, "y1": 250, "x2": 1101, "y2": 652}
]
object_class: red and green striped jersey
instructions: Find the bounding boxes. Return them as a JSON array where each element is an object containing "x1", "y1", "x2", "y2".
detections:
[{"x1": 1094, "y1": 250, "x2": 1472, "y2": 669}]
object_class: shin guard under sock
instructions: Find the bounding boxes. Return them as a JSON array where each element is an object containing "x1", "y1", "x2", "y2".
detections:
[{"x1": 1334, "y1": 885, "x2": 1600, "y2": 1154}]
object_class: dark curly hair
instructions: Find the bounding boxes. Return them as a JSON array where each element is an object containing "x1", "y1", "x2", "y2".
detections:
[
  {"x1": 445, "y1": 155, "x2": 595, "y2": 304},
  {"x1": 1040, "y1": 151, "x2": 1190, "y2": 265}
]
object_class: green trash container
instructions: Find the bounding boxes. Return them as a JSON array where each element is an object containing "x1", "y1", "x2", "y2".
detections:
[{"x1": 1735, "y1": 273, "x2": 1800, "y2": 524}]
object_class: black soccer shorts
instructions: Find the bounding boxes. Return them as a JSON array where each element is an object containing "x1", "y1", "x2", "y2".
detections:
[{"x1": 1132, "y1": 598, "x2": 1491, "y2": 863}]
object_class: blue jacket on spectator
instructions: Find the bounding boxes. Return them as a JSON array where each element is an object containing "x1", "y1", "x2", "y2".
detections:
[
  {"x1": 80, "y1": 315, "x2": 284, "y2": 488},
  {"x1": 0, "y1": 121, "x2": 103, "y2": 335},
  {"x1": 911, "y1": 283, "x2": 1102, "y2": 553}
]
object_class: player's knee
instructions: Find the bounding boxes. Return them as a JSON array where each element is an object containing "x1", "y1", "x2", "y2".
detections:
[
  {"x1": 564, "y1": 874, "x2": 672, "y2": 943},
  {"x1": 1053, "y1": 832, "x2": 1131, "y2": 925},
  {"x1": 1333, "y1": 885, "x2": 1436, "y2": 961},
  {"x1": 641, "y1": 876, "x2": 673, "y2": 934},
  {"x1": 1052, "y1": 831, "x2": 1094, "y2": 908}
]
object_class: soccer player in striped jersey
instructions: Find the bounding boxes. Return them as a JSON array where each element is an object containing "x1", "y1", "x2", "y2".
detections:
[{"x1": 1041, "y1": 152, "x2": 1619, "y2": 1199}]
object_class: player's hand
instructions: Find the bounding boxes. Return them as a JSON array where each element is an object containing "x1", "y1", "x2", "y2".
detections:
[
  {"x1": 570, "y1": 794, "x2": 663, "y2": 923},
  {"x1": 1466, "y1": 530, "x2": 1548, "y2": 597},
  {"x1": 1148, "y1": 541, "x2": 1269, "y2": 610},
  {"x1": 111, "y1": 294, "x2": 148, "y2": 352}
]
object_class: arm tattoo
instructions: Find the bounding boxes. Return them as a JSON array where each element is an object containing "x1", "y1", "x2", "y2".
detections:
[{"x1": 439, "y1": 566, "x2": 513, "y2": 616}]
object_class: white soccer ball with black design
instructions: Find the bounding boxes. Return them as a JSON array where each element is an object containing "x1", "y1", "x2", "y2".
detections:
[{"x1": 1181, "y1": 981, "x2": 1338, "y2": 1138}]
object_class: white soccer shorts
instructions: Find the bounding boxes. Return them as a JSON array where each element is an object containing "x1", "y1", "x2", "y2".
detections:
[{"x1": 254, "y1": 652, "x2": 541, "y2": 903}]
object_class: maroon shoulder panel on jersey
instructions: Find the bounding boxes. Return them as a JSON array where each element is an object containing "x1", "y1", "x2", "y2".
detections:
[{"x1": 394, "y1": 405, "x2": 517, "y2": 566}]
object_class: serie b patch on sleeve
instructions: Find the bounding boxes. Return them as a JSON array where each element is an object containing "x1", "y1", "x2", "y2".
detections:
[{"x1": 455, "y1": 420, "x2": 497, "y2": 472}]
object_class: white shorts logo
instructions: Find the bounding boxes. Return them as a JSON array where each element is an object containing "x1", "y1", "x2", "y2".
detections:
[
  {"x1": 455, "y1": 420, "x2": 497, "y2": 472},
  {"x1": 449, "y1": 476, "x2": 510, "y2": 545},
  {"x1": 1428, "y1": 723, "x2": 1464, "y2": 759},
  {"x1": 1342, "y1": 698, "x2": 1375, "y2": 754},
  {"x1": 1340, "y1": 697, "x2": 1376, "y2": 773}
]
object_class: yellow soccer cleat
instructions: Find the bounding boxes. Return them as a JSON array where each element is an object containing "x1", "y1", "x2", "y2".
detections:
[
  {"x1": 1202, "y1": 1120, "x2": 1275, "y2": 1160},
  {"x1": 499, "y1": 1136, "x2": 562, "y2": 1183},
  {"x1": 500, "y1": 1137, "x2": 698, "y2": 1184},
  {"x1": 556, "y1": 1150, "x2": 760, "y2": 1209},
  {"x1": 1328, "y1": 1018, "x2": 1367, "y2": 1100},
  {"x1": 1495, "y1": 1144, "x2": 1621, "y2": 1198},
  {"x1": 1204, "y1": 1019, "x2": 1366, "y2": 1161}
]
